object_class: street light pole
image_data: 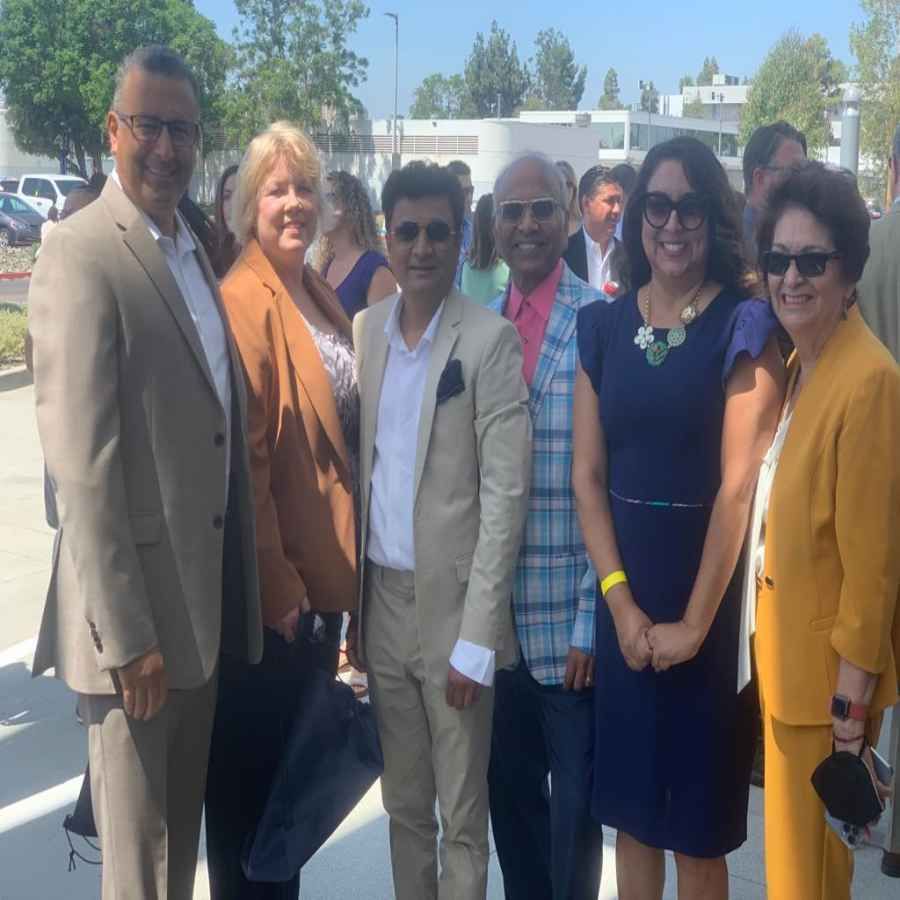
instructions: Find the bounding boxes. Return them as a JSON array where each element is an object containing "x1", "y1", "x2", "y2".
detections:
[{"x1": 385, "y1": 12, "x2": 399, "y2": 169}]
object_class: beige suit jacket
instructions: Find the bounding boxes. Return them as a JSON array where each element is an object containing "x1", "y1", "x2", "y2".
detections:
[
  {"x1": 353, "y1": 290, "x2": 531, "y2": 683},
  {"x1": 859, "y1": 207, "x2": 900, "y2": 362},
  {"x1": 29, "y1": 179, "x2": 263, "y2": 695}
]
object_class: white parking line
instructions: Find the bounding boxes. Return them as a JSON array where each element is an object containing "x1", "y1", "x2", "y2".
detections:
[
  {"x1": 0, "y1": 637, "x2": 36, "y2": 669},
  {"x1": 0, "y1": 774, "x2": 83, "y2": 836}
]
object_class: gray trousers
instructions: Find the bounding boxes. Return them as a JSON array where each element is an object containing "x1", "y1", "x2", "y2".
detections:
[
  {"x1": 889, "y1": 705, "x2": 900, "y2": 853},
  {"x1": 79, "y1": 672, "x2": 218, "y2": 900}
]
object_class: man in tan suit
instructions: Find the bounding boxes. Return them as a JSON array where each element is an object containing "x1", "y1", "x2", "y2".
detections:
[
  {"x1": 858, "y1": 122, "x2": 900, "y2": 880},
  {"x1": 28, "y1": 46, "x2": 262, "y2": 899},
  {"x1": 348, "y1": 162, "x2": 531, "y2": 899}
]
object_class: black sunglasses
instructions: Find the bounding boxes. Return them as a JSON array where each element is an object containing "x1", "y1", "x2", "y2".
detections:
[
  {"x1": 762, "y1": 250, "x2": 840, "y2": 277},
  {"x1": 115, "y1": 111, "x2": 201, "y2": 148},
  {"x1": 496, "y1": 197, "x2": 559, "y2": 223},
  {"x1": 391, "y1": 219, "x2": 456, "y2": 244},
  {"x1": 642, "y1": 192, "x2": 708, "y2": 231}
]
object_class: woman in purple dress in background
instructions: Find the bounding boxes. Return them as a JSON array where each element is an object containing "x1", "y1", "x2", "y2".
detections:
[
  {"x1": 317, "y1": 171, "x2": 396, "y2": 319},
  {"x1": 572, "y1": 137, "x2": 785, "y2": 900}
]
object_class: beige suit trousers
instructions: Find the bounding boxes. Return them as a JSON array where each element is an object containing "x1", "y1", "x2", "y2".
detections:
[
  {"x1": 79, "y1": 672, "x2": 218, "y2": 900},
  {"x1": 365, "y1": 564, "x2": 493, "y2": 900}
]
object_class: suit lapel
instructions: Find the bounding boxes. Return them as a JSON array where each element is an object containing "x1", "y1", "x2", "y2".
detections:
[
  {"x1": 528, "y1": 266, "x2": 577, "y2": 421},
  {"x1": 360, "y1": 301, "x2": 392, "y2": 508},
  {"x1": 413, "y1": 292, "x2": 461, "y2": 501},
  {"x1": 103, "y1": 180, "x2": 219, "y2": 402}
]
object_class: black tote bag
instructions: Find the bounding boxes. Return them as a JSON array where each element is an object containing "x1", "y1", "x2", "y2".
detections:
[{"x1": 241, "y1": 667, "x2": 384, "y2": 882}]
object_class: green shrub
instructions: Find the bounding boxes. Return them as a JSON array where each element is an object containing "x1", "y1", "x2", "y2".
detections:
[{"x1": 0, "y1": 307, "x2": 27, "y2": 363}]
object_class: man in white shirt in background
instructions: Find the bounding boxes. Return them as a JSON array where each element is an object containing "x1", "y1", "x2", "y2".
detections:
[
  {"x1": 563, "y1": 164, "x2": 625, "y2": 296},
  {"x1": 349, "y1": 161, "x2": 531, "y2": 900}
]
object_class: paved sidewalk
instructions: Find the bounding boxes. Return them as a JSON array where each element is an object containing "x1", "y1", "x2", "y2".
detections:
[{"x1": 0, "y1": 366, "x2": 896, "y2": 899}]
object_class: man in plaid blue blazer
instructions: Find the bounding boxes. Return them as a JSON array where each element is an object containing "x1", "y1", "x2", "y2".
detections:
[{"x1": 486, "y1": 154, "x2": 608, "y2": 900}]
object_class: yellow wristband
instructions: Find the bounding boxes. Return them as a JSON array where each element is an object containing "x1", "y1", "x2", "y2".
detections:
[{"x1": 600, "y1": 570, "x2": 628, "y2": 597}]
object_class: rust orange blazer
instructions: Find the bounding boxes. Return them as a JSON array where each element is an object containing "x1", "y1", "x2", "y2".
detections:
[
  {"x1": 757, "y1": 307, "x2": 900, "y2": 725},
  {"x1": 221, "y1": 239, "x2": 357, "y2": 626}
]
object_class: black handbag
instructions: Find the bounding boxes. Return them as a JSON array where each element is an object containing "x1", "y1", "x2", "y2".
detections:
[
  {"x1": 241, "y1": 667, "x2": 384, "y2": 882},
  {"x1": 62, "y1": 763, "x2": 101, "y2": 870},
  {"x1": 811, "y1": 741, "x2": 884, "y2": 827}
]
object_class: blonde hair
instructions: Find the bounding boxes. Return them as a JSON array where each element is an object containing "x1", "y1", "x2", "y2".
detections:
[{"x1": 231, "y1": 120, "x2": 323, "y2": 246}]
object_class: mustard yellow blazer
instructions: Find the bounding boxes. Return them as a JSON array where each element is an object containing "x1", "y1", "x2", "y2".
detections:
[{"x1": 757, "y1": 307, "x2": 900, "y2": 725}]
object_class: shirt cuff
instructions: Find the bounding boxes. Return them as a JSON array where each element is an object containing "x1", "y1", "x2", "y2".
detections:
[{"x1": 449, "y1": 639, "x2": 496, "y2": 687}]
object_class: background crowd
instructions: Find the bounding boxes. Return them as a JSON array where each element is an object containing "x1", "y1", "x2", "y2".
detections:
[{"x1": 25, "y1": 41, "x2": 900, "y2": 900}]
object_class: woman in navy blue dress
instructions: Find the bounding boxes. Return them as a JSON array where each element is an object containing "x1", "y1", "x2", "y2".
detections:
[{"x1": 572, "y1": 137, "x2": 785, "y2": 899}]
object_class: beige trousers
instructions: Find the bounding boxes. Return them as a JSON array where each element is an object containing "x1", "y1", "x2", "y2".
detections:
[
  {"x1": 79, "y1": 672, "x2": 218, "y2": 900},
  {"x1": 365, "y1": 564, "x2": 493, "y2": 900}
]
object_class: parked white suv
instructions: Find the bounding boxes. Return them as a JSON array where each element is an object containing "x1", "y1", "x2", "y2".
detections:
[{"x1": 17, "y1": 174, "x2": 88, "y2": 216}]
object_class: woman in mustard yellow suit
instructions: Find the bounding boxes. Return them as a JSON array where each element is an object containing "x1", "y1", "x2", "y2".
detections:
[{"x1": 748, "y1": 162, "x2": 900, "y2": 899}]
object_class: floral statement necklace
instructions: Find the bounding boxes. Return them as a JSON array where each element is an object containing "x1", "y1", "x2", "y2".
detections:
[{"x1": 634, "y1": 281, "x2": 705, "y2": 367}]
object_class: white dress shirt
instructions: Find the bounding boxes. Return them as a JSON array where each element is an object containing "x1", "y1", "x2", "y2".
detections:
[
  {"x1": 111, "y1": 170, "x2": 232, "y2": 487},
  {"x1": 367, "y1": 296, "x2": 495, "y2": 686},
  {"x1": 584, "y1": 226, "x2": 618, "y2": 291}
]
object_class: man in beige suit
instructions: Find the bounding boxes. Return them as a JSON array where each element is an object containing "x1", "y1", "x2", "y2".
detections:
[
  {"x1": 347, "y1": 162, "x2": 531, "y2": 899},
  {"x1": 28, "y1": 46, "x2": 262, "y2": 899},
  {"x1": 858, "y1": 122, "x2": 900, "y2": 880}
]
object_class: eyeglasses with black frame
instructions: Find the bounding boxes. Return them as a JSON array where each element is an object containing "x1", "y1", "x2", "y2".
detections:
[
  {"x1": 641, "y1": 192, "x2": 708, "y2": 231},
  {"x1": 496, "y1": 197, "x2": 559, "y2": 224},
  {"x1": 390, "y1": 219, "x2": 456, "y2": 244},
  {"x1": 762, "y1": 250, "x2": 841, "y2": 278},
  {"x1": 115, "y1": 112, "x2": 201, "y2": 148}
]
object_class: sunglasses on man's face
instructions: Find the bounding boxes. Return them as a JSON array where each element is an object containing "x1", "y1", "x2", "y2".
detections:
[
  {"x1": 496, "y1": 197, "x2": 559, "y2": 224},
  {"x1": 763, "y1": 250, "x2": 840, "y2": 277},
  {"x1": 642, "y1": 192, "x2": 708, "y2": 231},
  {"x1": 390, "y1": 219, "x2": 456, "y2": 244}
]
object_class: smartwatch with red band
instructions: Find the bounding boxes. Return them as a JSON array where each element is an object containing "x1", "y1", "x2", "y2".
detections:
[{"x1": 831, "y1": 694, "x2": 868, "y2": 722}]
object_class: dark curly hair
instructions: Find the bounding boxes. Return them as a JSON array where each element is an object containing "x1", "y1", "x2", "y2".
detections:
[
  {"x1": 468, "y1": 193, "x2": 500, "y2": 270},
  {"x1": 621, "y1": 136, "x2": 755, "y2": 297},
  {"x1": 756, "y1": 161, "x2": 870, "y2": 286},
  {"x1": 381, "y1": 161, "x2": 465, "y2": 232}
]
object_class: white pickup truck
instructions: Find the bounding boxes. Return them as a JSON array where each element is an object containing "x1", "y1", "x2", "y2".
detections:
[{"x1": 15, "y1": 173, "x2": 88, "y2": 216}]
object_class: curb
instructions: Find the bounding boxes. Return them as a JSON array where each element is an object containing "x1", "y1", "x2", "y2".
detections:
[{"x1": 0, "y1": 272, "x2": 30, "y2": 281}]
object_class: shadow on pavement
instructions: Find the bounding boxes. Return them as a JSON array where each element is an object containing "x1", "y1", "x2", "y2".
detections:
[{"x1": 0, "y1": 366, "x2": 32, "y2": 393}]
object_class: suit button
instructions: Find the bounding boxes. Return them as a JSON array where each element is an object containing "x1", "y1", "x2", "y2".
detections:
[
  {"x1": 214, "y1": 433, "x2": 225, "y2": 447},
  {"x1": 213, "y1": 514, "x2": 224, "y2": 529}
]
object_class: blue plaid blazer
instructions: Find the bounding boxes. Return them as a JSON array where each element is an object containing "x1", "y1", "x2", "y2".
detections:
[{"x1": 489, "y1": 264, "x2": 606, "y2": 685}]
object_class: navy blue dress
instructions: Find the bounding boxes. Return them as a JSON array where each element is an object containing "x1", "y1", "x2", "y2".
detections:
[
  {"x1": 326, "y1": 250, "x2": 391, "y2": 320},
  {"x1": 577, "y1": 289, "x2": 775, "y2": 858}
]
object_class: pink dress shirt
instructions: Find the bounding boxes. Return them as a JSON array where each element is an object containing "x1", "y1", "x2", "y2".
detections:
[{"x1": 504, "y1": 260, "x2": 563, "y2": 385}]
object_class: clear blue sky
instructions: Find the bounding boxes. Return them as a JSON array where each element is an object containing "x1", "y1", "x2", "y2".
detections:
[{"x1": 194, "y1": 0, "x2": 864, "y2": 120}]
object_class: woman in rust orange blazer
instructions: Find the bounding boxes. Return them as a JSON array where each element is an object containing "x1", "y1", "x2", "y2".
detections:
[
  {"x1": 749, "y1": 162, "x2": 900, "y2": 900},
  {"x1": 203, "y1": 121, "x2": 359, "y2": 900}
]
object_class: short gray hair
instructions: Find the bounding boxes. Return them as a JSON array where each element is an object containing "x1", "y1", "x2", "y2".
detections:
[
  {"x1": 892, "y1": 123, "x2": 900, "y2": 164},
  {"x1": 493, "y1": 152, "x2": 569, "y2": 212},
  {"x1": 112, "y1": 46, "x2": 199, "y2": 111}
]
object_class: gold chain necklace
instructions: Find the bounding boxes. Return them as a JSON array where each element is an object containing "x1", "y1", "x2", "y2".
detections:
[{"x1": 634, "y1": 281, "x2": 706, "y2": 367}]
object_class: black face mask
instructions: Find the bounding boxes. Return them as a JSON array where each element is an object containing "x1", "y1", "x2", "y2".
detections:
[{"x1": 811, "y1": 742, "x2": 884, "y2": 827}]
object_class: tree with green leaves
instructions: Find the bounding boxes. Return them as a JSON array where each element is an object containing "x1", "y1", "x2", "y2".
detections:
[
  {"x1": 683, "y1": 97, "x2": 706, "y2": 117},
  {"x1": 464, "y1": 21, "x2": 530, "y2": 118},
  {"x1": 850, "y1": 0, "x2": 900, "y2": 195},
  {"x1": 525, "y1": 28, "x2": 586, "y2": 110},
  {"x1": 597, "y1": 67, "x2": 623, "y2": 110},
  {"x1": 409, "y1": 73, "x2": 470, "y2": 119},
  {"x1": 679, "y1": 74, "x2": 695, "y2": 91},
  {"x1": 225, "y1": 0, "x2": 368, "y2": 146},
  {"x1": 740, "y1": 31, "x2": 846, "y2": 155},
  {"x1": 640, "y1": 81, "x2": 659, "y2": 114},
  {"x1": 696, "y1": 56, "x2": 720, "y2": 86},
  {"x1": 0, "y1": 0, "x2": 228, "y2": 174}
]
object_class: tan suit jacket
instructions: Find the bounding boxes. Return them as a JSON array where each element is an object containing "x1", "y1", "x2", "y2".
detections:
[
  {"x1": 29, "y1": 178, "x2": 263, "y2": 695},
  {"x1": 756, "y1": 308, "x2": 900, "y2": 725},
  {"x1": 353, "y1": 290, "x2": 531, "y2": 683},
  {"x1": 858, "y1": 207, "x2": 900, "y2": 361},
  {"x1": 221, "y1": 240, "x2": 357, "y2": 624}
]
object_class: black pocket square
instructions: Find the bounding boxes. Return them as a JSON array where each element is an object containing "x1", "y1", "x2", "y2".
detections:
[{"x1": 436, "y1": 358, "x2": 464, "y2": 405}]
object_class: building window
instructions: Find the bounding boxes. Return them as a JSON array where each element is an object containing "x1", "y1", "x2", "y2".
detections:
[
  {"x1": 597, "y1": 122, "x2": 625, "y2": 150},
  {"x1": 629, "y1": 123, "x2": 647, "y2": 151}
]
